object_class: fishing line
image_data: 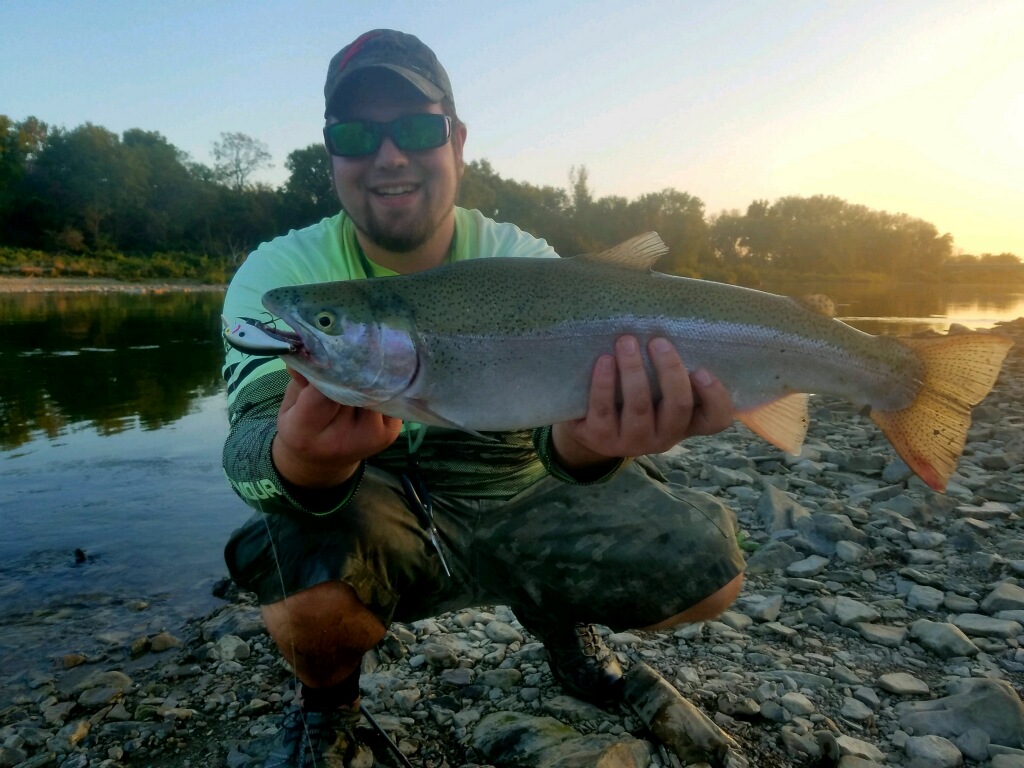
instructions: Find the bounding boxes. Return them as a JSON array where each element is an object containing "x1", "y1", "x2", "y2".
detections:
[{"x1": 255, "y1": 496, "x2": 324, "y2": 767}]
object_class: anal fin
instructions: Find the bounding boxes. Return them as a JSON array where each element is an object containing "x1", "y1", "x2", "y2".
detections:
[{"x1": 735, "y1": 393, "x2": 810, "y2": 455}]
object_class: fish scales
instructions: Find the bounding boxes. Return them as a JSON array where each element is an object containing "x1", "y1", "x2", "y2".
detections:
[{"x1": 241, "y1": 232, "x2": 1012, "y2": 492}]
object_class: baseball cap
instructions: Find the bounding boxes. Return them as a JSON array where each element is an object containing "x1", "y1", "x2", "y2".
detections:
[{"x1": 324, "y1": 30, "x2": 455, "y2": 117}]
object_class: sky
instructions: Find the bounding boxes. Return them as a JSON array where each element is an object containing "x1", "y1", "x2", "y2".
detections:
[{"x1": 2, "y1": 0, "x2": 1022, "y2": 257}]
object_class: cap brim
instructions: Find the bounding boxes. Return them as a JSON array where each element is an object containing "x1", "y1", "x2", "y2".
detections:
[{"x1": 327, "y1": 63, "x2": 446, "y2": 112}]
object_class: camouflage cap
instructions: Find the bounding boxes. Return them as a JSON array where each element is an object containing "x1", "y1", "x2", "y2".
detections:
[{"x1": 324, "y1": 29, "x2": 454, "y2": 117}]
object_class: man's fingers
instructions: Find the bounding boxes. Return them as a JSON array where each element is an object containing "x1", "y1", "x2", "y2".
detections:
[
  {"x1": 586, "y1": 353, "x2": 618, "y2": 423},
  {"x1": 648, "y1": 337, "x2": 692, "y2": 435},
  {"x1": 685, "y1": 368, "x2": 734, "y2": 436}
]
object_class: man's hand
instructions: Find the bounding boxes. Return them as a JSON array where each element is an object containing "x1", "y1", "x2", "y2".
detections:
[
  {"x1": 551, "y1": 336, "x2": 733, "y2": 474},
  {"x1": 272, "y1": 368, "x2": 402, "y2": 489}
]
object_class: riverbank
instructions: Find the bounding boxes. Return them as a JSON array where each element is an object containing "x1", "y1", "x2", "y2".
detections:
[
  {"x1": 2, "y1": 319, "x2": 1022, "y2": 768},
  {"x1": 0, "y1": 277, "x2": 225, "y2": 294}
]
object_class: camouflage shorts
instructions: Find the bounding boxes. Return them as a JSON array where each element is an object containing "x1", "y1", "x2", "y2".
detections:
[{"x1": 224, "y1": 456, "x2": 745, "y2": 631}]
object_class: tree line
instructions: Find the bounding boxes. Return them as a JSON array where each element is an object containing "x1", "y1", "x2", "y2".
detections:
[{"x1": 1, "y1": 115, "x2": 1019, "y2": 284}]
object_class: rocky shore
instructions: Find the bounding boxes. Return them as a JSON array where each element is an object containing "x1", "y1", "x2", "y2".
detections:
[
  {"x1": 2, "y1": 319, "x2": 1022, "y2": 768},
  {"x1": 0, "y1": 277, "x2": 224, "y2": 294}
]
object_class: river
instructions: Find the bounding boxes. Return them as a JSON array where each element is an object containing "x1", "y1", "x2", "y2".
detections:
[{"x1": 1, "y1": 280, "x2": 1022, "y2": 677}]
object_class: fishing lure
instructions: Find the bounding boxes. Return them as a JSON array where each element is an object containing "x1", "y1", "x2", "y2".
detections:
[{"x1": 221, "y1": 315, "x2": 299, "y2": 355}]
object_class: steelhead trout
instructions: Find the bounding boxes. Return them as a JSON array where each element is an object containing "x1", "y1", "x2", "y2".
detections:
[{"x1": 224, "y1": 233, "x2": 1012, "y2": 492}]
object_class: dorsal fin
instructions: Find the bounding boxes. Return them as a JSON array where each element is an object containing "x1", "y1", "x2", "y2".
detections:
[
  {"x1": 578, "y1": 232, "x2": 668, "y2": 271},
  {"x1": 790, "y1": 293, "x2": 837, "y2": 317}
]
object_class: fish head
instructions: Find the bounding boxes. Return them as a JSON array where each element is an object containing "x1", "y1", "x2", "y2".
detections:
[{"x1": 262, "y1": 283, "x2": 418, "y2": 409}]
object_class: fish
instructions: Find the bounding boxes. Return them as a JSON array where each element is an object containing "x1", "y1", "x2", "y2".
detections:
[{"x1": 224, "y1": 233, "x2": 1013, "y2": 492}]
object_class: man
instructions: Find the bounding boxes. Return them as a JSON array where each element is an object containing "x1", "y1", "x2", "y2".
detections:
[{"x1": 222, "y1": 29, "x2": 745, "y2": 767}]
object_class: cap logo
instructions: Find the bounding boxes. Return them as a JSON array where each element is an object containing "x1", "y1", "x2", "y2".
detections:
[{"x1": 336, "y1": 30, "x2": 382, "y2": 73}]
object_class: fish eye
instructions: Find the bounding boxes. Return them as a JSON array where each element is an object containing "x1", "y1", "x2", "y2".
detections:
[{"x1": 314, "y1": 311, "x2": 335, "y2": 330}]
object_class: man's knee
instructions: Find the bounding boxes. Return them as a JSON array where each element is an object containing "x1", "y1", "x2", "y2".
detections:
[
  {"x1": 261, "y1": 580, "x2": 385, "y2": 643},
  {"x1": 640, "y1": 572, "x2": 744, "y2": 631}
]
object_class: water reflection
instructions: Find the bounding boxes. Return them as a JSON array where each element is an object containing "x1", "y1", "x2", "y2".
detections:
[
  {"x1": 762, "y1": 281, "x2": 1024, "y2": 335},
  {"x1": 0, "y1": 290, "x2": 226, "y2": 449}
]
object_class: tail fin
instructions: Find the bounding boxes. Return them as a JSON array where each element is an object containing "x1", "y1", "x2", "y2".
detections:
[{"x1": 870, "y1": 332, "x2": 1013, "y2": 492}]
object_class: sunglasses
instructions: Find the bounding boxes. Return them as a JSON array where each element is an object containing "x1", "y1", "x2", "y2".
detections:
[{"x1": 323, "y1": 114, "x2": 452, "y2": 157}]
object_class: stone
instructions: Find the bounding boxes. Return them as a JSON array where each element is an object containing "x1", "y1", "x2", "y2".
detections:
[
  {"x1": 856, "y1": 623, "x2": 907, "y2": 648},
  {"x1": 484, "y1": 620, "x2": 522, "y2": 645},
  {"x1": 953, "y1": 728, "x2": 991, "y2": 762},
  {"x1": 200, "y1": 605, "x2": 264, "y2": 641},
  {"x1": 841, "y1": 697, "x2": 874, "y2": 721},
  {"x1": 834, "y1": 596, "x2": 881, "y2": 627},
  {"x1": 835, "y1": 540, "x2": 868, "y2": 563},
  {"x1": 734, "y1": 593, "x2": 784, "y2": 622},
  {"x1": 878, "y1": 673, "x2": 929, "y2": 695},
  {"x1": 951, "y1": 613, "x2": 1023, "y2": 638},
  {"x1": 745, "y1": 540, "x2": 803, "y2": 574},
  {"x1": 786, "y1": 555, "x2": 830, "y2": 577},
  {"x1": 983, "y1": 585, "x2": 1024, "y2": 618},
  {"x1": 756, "y1": 485, "x2": 811, "y2": 531},
  {"x1": 780, "y1": 692, "x2": 816, "y2": 716},
  {"x1": 897, "y1": 678, "x2": 1024, "y2": 747},
  {"x1": 835, "y1": 734, "x2": 885, "y2": 762},
  {"x1": 904, "y1": 734, "x2": 963, "y2": 768},
  {"x1": 149, "y1": 631, "x2": 181, "y2": 652},
  {"x1": 910, "y1": 620, "x2": 979, "y2": 658},
  {"x1": 907, "y1": 584, "x2": 946, "y2": 611}
]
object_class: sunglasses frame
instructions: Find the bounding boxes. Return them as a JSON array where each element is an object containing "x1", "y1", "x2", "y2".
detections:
[{"x1": 323, "y1": 114, "x2": 453, "y2": 158}]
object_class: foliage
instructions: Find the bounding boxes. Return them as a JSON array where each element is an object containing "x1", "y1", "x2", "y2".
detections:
[{"x1": 0, "y1": 114, "x2": 1020, "y2": 285}]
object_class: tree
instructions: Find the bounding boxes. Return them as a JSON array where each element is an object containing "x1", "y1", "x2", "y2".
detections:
[
  {"x1": 281, "y1": 144, "x2": 335, "y2": 226},
  {"x1": 212, "y1": 132, "x2": 272, "y2": 191}
]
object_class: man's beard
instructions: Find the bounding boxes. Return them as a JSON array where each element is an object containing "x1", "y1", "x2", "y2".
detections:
[{"x1": 357, "y1": 205, "x2": 445, "y2": 253}]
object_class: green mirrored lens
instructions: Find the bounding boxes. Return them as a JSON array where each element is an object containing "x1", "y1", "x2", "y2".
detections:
[
  {"x1": 328, "y1": 122, "x2": 380, "y2": 156},
  {"x1": 392, "y1": 115, "x2": 450, "y2": 151}
]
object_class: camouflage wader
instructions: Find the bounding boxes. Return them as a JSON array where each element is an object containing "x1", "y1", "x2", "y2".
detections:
[{"x1": 225, "y1": 456, "x2": 745, "y2": 630}]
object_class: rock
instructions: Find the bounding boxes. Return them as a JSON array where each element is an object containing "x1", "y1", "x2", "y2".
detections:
[
  {"x1": 953, "y1": 728, "x2": 991, "y2": 762},
  {"x1": 910, "y1": 620, "x2": 979, "y2": 658},
  {"x1": 904, "y1": 734, "x2": 963, "y2": 768},
  {"x1": 856, "y1": 623, "x2": 907, "y2": 648},
  {"x1": 833, "y1": 596, "x2": 881, "y2": 627},
  {"x1": 907, "y1": 584, "x2": 946, "y2": 611},
  {"x1": 733, "y1": 593, "x2": 784, "y2": 622},
  {"x1": 214, "y1": 634, "x2": 251, "y2": 661},
  {"x1": 878, "y1": 673, "x2": 929, "y2": 695},
  {"x1": 786, "y1": 555, "x2": 830, "y2": 577},
  {"x1": 756, "y1": 485, "x2": 810, "y2": 531},
  {"x1": 200, "y1": 605, "x2": 264, "y2": 641},
  {"x1": 835, "y1": 540, "x2": 868, "y2": 563},
  {"x1": 835, "y1": 734, "x2": 886, "y2": 762},
  {"x1": 841, "y1": 697, "x2": 874, "y2": 722},
  {"x1": 484, "y1": 620, "x2": 522, "y2": 645},
  {"x1": 745, "y1": 540, "x2": 802, "y2": 574},
  {"x1": 897, "y1": 678, "x2": 1024, "y2": 747},
  {"x1": 795, "y1": 513, "x2": 867, "y2": 556},
  {"x1": 978, "y1": 585, "x2": 1024, "y2": 618},
  {"x1": 951, "y1": 613, "x2": 1023, "y2": 638},
  {"x1": 476, "y1": 668, "x2": 522, "y2": 693},
  {"x1": 149, "y1": 631, "x2": 181, "y2": 652},
  {"x1": 780, "y1": 692, "x2": 815, "y2": 716}
]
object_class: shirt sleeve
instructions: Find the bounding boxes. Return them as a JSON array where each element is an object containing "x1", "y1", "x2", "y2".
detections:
[{"x1": 220, "y1": 216, "x2": 362, "y2": 517}]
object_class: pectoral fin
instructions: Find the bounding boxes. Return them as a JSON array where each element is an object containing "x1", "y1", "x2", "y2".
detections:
[
  {"x1": 735, "y1": 393, "x2": 810, "y2": 455},
  {"x1": 395, "y1": 398, "x2": 497, "y2": 442}
]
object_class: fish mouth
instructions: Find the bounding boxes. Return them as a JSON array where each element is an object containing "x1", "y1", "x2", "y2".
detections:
[{"x1": 269, "y1": 313, "x2": 330, "y2": 369}]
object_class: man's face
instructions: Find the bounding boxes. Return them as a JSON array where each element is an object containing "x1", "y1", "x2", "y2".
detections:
[{"x1": 328, "y1": 88, "x2": 466, "y2": 254}]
